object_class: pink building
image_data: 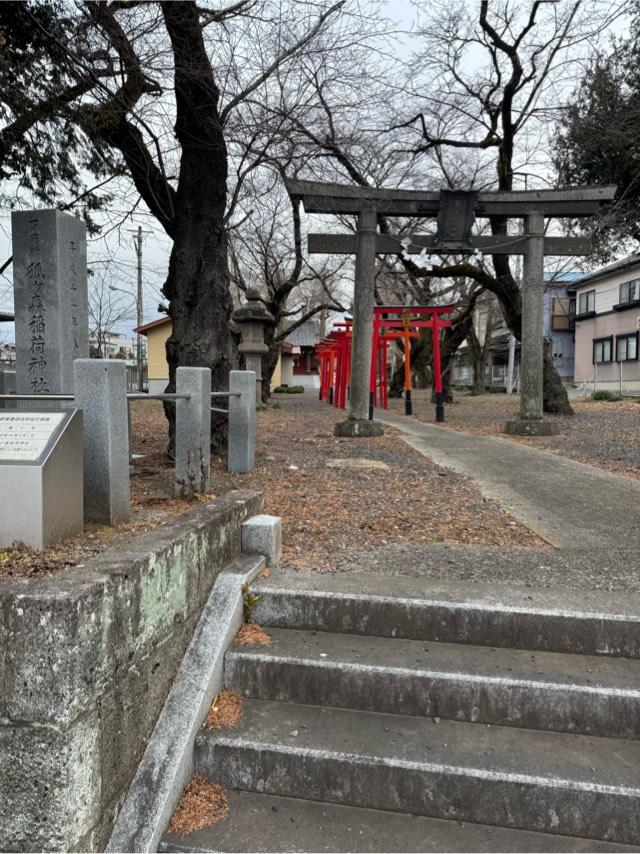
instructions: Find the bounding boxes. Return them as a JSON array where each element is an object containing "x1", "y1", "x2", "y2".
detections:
[{"x1": 574, "y1": 254, "x2": 640, "y2": 392}]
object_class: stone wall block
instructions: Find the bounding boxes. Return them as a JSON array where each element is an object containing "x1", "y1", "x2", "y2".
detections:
[{"x1": 0, "y1": 489, "x2": 263, "y2": 852}]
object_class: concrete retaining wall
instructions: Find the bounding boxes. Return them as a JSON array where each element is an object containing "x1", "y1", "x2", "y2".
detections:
[{"x1": 0, "y1": 489, "x2": 263, "y2": 852}]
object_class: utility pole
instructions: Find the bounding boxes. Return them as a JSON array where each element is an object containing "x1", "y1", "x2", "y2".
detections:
[{"x1": 129, "y1": 226, "x2": 152, "y2": 392}]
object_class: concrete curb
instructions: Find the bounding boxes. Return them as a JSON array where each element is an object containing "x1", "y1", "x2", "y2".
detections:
[{"x1": 106, "y1": 553, "x2": 266, "y2": 853}]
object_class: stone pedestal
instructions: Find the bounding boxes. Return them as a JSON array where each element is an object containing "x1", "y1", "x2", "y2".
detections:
[
  {"x1": 12, "y1": 210, "x2": 88, "y2": 399},
  {"x1": 334, "y1": 418, "x2": 384, "y2": 438},
  {"x1": 280, "y1": 352, "x2": 294, "y2": 386},
  {"x1": 505, "y1": 419, "x2": 560, "y2": 437},
  {"x1": 0, "y1": 409, "x2": 83, "y2": 548}
]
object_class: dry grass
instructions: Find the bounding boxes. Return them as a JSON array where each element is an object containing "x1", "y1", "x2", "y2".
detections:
[
  {"x1": 205, "y1": 690, "x2": 243, "y2": 730},
  {"x1": 235, "y1": 623, "x2": 272, "y2": 645},
  {"x1": 168, "y1": 775, "x2": 228, "y2": 837}
]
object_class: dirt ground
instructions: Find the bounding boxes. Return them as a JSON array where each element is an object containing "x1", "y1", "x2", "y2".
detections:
[
  {"x1": 131, "y1": 394, "x2": 544, "y2": 571},
  {"x1": 0, "y1": 393, "x2": 543, "y2": 579},
  {"x1": 387, "y1": 390, "x2": 640, "y2": 480}
]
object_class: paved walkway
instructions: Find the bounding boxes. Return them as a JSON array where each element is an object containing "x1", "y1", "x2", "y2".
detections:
[{"x1": 377, "y1": 411, "x2": 640, "y2": 550}]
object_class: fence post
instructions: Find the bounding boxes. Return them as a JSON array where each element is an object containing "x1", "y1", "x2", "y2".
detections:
[
  {"x1": 228, "y1": 370, "x2": 256, "y2": 473},
  {"x1": 0, "y1": 369, "x2": 16, "y2": 409},
  {"x1": 73, "y1": 359, "x2": 131, "y2": 524},
  {"x1": 175, "y1": 367, "x2": 211, "y2": 496}
]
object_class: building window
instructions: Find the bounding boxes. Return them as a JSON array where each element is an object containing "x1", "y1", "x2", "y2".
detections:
[
  {"x1": 578, "y1": 290, "x2": 595, "y2": 314},
  {"x1": 619, "y1": 279, "x2": 640, "y2": 305},
  {"x1": 616, "y1": 332, "x2": 638, "y2": 362},
  {"x1": 593, "y1": 336, "x2": 612, "y2": 364}
]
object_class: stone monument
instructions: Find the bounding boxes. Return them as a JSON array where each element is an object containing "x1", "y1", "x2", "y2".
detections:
[
  {"x1": 0, "y1": 409, "x2": 83, "y2": 548},
  {"x1": 12, "y1": 209, "x2": 89, "y2": 399},
  {"x1": 232, "y1": 288, "x2": 273, "y2": 401}
]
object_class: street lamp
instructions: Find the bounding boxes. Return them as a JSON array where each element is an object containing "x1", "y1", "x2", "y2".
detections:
[{"x1": 109, "y1": 285, "x2": 145, "y2": 392}]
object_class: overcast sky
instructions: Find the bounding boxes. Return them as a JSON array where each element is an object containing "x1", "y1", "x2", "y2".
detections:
[{"x1": 0, "y1": 0, "x2": 631, "y2": 347}]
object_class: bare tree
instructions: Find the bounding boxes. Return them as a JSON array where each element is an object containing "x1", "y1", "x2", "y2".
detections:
[
  {"x1": 32, "y1": 0, "x2": 350, "y2": 446},
  {"x1": 229, "y1": 172, "x2": 347, "y2": 399},
  {"x1": 87, "y1": 264, "x2": 136, "y2": 358},
  {"x1": 390, "y1": 0, "x2": 626, "y2": 413}
]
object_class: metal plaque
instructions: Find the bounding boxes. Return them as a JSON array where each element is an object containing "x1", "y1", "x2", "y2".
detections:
[{"x1": 0, "y1": 412, "x2": 65, "y2": 462}]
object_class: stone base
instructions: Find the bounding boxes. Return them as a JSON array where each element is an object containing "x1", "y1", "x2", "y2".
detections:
[
  {"x1": 334, "y1": 419, "x2": 384, "y2": 438},
  {"x1": 504, "y1": 419, "x2": 560, "y2": 437}
]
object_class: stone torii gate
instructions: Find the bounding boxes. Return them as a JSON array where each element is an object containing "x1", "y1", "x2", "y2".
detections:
[{"x1": 287, "y1": 180, "x2": 615, "y2": 437}]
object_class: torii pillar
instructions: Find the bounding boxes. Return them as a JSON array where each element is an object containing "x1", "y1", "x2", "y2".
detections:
[
  {"x1": 334, "y1": 205, "x2": 383, "y2": 437},
  {"x1": 505, "y1": 211, "x2": 558, "y2": 435}
]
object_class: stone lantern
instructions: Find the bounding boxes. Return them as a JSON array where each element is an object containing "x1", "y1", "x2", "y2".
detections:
[{"x1": 232, "y1": 288, "x2": 273, "y2": 399}]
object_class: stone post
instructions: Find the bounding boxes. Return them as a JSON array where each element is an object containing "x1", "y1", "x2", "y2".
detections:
[
  {"x1": 13, "y1": 210, "x2": 88, "y2": 402},
  {"x1": 175, "y1": 366, "x2": 211, "y2": 496},
  {"x1": 73, "y1": 359, "x2": 131, "y2": 524},
  {"x1": 232, "y1": 289, "x2": 273, "y2": 401},
  {"x1": 335, "y1": 204, "x2": 383, "y2": 437},
  {"x1": 505, "y1": 212, "x2": 559, "y2": 436},
  {"x1": 0, "y1": 369, "x2": 16, "y2": 409},
  {"x1": 228, "y1": 370, "x2": 256, "y2": 473}
]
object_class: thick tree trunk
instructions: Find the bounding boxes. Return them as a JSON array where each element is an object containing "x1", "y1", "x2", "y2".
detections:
[
  {"x1": 163, "y1": 207, "x2": 232, "y2": 451},
  {"x1": 161, "y1": 2, "x2": 233, "y2": 453}
]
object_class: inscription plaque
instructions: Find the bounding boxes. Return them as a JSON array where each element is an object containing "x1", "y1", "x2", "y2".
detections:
[{"x1": 0, "y1": 413, "x2": 65, "y2": 461}]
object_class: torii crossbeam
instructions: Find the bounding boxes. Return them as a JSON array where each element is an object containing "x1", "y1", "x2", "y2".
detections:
[{"x1": 287, "y1": 180, "x2": 615, "y2": 437}]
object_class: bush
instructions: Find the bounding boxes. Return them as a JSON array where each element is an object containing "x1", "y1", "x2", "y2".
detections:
[
  {"x1": 272, "y1": 384, "x2": 304, "y2": 394},
  {"x1": 592, "y1": 390, "x2": 623, "y2": 401},
  {"x1": 487, "y1": 385, "x2": 507, "y2": 394}
]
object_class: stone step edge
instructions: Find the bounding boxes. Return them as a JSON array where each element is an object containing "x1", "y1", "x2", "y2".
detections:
[
  {"x1": 197, "y1": 734, "x2": 640, "y2": 845},
  {"x1": 253, "y1": 585, "x2": 640, "y2": 657},
  {"x1": 225, "y1": 639, "x2": 640, "y2": 738},
  {"x1": 105, "y1": 554, "x2": 266, "y2": 854},
  {"x1": 158, "y1": 789, "x2": 639, "y2": 853}
]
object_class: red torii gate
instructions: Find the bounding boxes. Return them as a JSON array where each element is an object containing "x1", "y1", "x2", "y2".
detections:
[
  {"x1": 317, "y1": 304, "x2": 453, "y2": 422},
  {"x1": 374, "y1": 305, "x2": 453, "y2": 421}
]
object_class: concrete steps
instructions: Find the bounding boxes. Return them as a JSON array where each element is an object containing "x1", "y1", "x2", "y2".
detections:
[
  {"x1": 225, "y1": 626, "x2": 640, "y2": 737},
  {"x1": 196, "y1": 697, "x2": 640, "y2": 846},
  {"x1": 162, "y1": 571, "x2": 640, "y2": 850},
  {"x1": 252, "y1": 571, "x2": 640, "y2": 657},
  {"x1": 159, "y1": 790, "x2": 637, "y2": 853}
]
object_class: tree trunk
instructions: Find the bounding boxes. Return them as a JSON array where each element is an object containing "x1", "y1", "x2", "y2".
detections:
[
  {"x1": 261, "y1": 323, "x2": 280, "y2": 402},
  {"x1": 161, "y1": 1, "x2": 233, "y2": 453},
  {"x1": 472, "y1": 361, "x2": 486, "y2": 394},
  {"x1": 543, "y1": 347, "x2": 573, "y2": 414},
  {"x1": 389, "y1": 355, "x2": 404, "y2": 398}
]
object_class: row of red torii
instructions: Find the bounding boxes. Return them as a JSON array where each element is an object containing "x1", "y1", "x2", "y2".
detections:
[
  {"x1": 317, "y1": 305, "x2": 453, "y2": 423},
  {"x1": 288, "y1": 179, "x2": 615, "y2": 437}
]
